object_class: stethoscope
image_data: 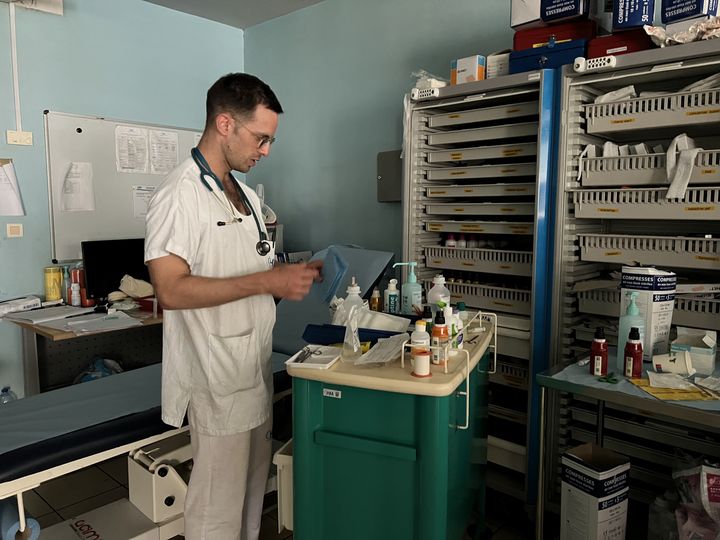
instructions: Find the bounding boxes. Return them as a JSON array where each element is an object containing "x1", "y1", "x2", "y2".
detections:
[{"x1": 191, "y1": 147, "x2": 272, "y2": 257}]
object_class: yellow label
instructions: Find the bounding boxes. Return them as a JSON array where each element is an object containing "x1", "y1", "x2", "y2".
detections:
[
  {"x1": 461, "y1": 225, "x2": 483, "y2": 232},
  {"x1": 499, "y1": 265, "x2": 511, "y2": 269},
  {"x1": 604, "y1": 251, "x2": 621, "y2": 256},
  {"x1": 450, "y1": 171, "x2": 466, "y2": 176},
  {"x1": 448, "y1": 114, "x2": 461, "y2": 119},
  {"x1": 432, "y1": 259, "x2": 442, "y2": 264},
  {"x1": 685, "y1": 206, "x2": 715, "y2": 212},
  {"x1": 505, "y1": 188, "x2": 528, "y2": 192},
  {"x1": 500, "y1": 169, "x2": 517, "y2": 173},
  {"x1": 701, "y1": 169, "x2": 717, "y2": 175},
  {"x1": 506, "y1": 108, "x2": 520, "y2": 113},
  {"x1": 500, "y1": 208, "x2": 515, "y2": 212},
  {"x1": 696, "y1": 255, "x2": 719, "y2": 262},
  {"x1": 610, "y1": 118, "x2": 635, "y2": 124},
  {"x1": 428, "y1": 224, "x2": 442, "y2": 231},
  {"x1": 686, "y1": 109, "x2": 720, "y2": 116},
  {"x1": 532, "y1": 38, "x2": 571, "y2": 48},
  {"x1": 464, "y1": 188, "x2": 474, "y2": 193},
  {"x1": 454, "y1": 208, "x2": 465, "y2": 212},
  {"x1": 502, "y1": 149, "x2": 522, "y2": 156},
  {"x1": 450, "y1": 153, "x2": 463, "y2": 159},
  {"x1": 462, "y1": 262, "x2": 474, "y2": 267},
  {"x1": 429, "y1": 190, "x2": 447, "y2": 195},
  {"x1": 597, "y1": 208, "x2": 619, "y2": 213}
]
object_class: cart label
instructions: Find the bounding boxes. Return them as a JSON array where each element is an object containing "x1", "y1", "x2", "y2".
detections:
[{"x1": 323, "y1": 388, "x2": 342, "y2": 399}]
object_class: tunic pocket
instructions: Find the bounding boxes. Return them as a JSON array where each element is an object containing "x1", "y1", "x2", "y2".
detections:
[{"x1": 208, "y1": 330, "x2": 261, "y2": 396}]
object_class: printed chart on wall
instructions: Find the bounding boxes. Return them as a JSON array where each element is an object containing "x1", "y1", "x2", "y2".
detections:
[{"x1": 44, "y1": 111, "x2": 201, "y2": 262}]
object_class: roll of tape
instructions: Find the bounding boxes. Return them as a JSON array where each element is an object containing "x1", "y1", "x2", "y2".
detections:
[{"x1": 0, "y1": 498, "x2": 41, "y2": 540}]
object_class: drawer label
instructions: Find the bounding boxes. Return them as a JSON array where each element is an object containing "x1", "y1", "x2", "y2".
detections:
[
  {"x1": 610, "y1": 118, "x2": 635, "y2": 125},
  {"x1": 701, "y1": 169, "x2": 717, "y2": 175},
  {"x1": 502, "y1": 148, "x2": 523, "y2": 157},
  {"x1": 604, "y1": 251, "x2": 622, "y2": 256},
  {"x1": 500, "y1": 169, "x2": 517, "y2": 173},
  {"x1": 505, "y1": 187, "x2": 528, "y2": 193},
  {"x1": 686, "y1": 109, "x2": 720, "y2": 117},
  {"x1": 684, "y1": 205, "x2": 715, "y2": 212},
  {"x1": 428, "y1": 190, "x2": 447, "y2": 195},
  {"x1": 696, "y1": 255, "x2": 719, "y2": 262},
  {"x1": 597, "y1": 208, "x2": 619, "y2": 213},
  {"x1": 323, "y1": 388, "x2": 342, "y2": 399},
  {"x1": 448, "y1": 114, "x2": 461, "y2": 119},
  {"x1": 450, "y1": 171, "x2": 466, "y2": 176},
  {"x1": 460, "y1": 225, "x2": 483, "y2": 232},
  {"x1": 454, "y1": 208, "x2": 465, "y2": 212},
  {"x1": 450, "y1": 152, "x2": 464, "y2": 160}
]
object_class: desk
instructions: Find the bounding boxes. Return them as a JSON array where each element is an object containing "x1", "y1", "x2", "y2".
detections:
[
  {"x1": 288, "y1": 320, "x2": 495, "y2": 540},
  {"x1": 7, "y1": 312, "x2": 162, "y2": 395},
  {"x1": 535, "y1": 363, "x2": 720, "y2": 538}
]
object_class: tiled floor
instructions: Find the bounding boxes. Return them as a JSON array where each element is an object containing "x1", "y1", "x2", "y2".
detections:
[{"x1": 23, "y1": 457, "x2": 526, "y2": 540}]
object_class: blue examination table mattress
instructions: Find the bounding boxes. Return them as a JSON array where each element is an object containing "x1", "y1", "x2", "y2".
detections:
[{"x1": 0, "y1": 353, "x2": 292, "y2": 484}]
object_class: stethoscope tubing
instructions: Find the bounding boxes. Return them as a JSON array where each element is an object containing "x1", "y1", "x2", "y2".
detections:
[{"x1": 191, "y1": 147, "x2": 272, "y2": 257}]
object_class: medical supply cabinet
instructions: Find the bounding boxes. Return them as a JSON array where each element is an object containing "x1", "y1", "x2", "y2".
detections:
[
  {"x1": 546, "y1": 40, "x2": 720, "y2": 511},
  {"x1": 402, "y1": 70, "x2": 557, "y2": 505}
]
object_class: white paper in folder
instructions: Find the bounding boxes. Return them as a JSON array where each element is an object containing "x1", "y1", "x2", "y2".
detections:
[{"x1": 0, "y1": 160, "x2": 25, "y2": 216}]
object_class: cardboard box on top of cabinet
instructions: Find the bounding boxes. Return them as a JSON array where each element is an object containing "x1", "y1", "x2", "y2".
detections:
[
  {"x1": 613, "y1": 0, "x2": 655, "y2": 30},
  {"x1": 450, "y1": 56, "x2": 486, "y2": 85},
  {"x1": 662, "y1": 0, "x2": 718, "y2": 23},
  {"x1": 541, "y1": 0, "x2": 589, "y2": 23},
  {"x1": 512, "y1": 0, "x2": 543, "y2": 28},
  {"x1": 560, "y1": 443, "x2": 630, "y2": 540},
  {"x1": 671, "y1": 327, "x2": 717, "y2": 376},
  {"x1": 486, "y1": 50, "x2": 511, "y2": 79}
]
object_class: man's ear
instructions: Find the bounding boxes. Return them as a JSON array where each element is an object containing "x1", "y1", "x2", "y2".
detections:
[{"x1": 215, "y1": 112, "x2": 234, "y2": 137}]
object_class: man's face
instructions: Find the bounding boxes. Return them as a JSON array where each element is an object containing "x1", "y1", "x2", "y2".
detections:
[{"x1": 225, "y1": 105, "x2": 278, "y2": 174}]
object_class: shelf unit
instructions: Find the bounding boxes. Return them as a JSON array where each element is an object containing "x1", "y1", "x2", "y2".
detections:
[
  {"x1": 547, "y1": 41, "x2": 720, "y2": 511},
  {"x1": 403, "y1": 70, "x2": 557, "y2": 506}
]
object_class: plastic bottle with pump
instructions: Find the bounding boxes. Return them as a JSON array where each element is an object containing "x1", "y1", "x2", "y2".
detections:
[
  {"x1": 616, "y1": 291, "x2": 645, "y2": 371},
  {"x1": 590, "y1": 327, "x2": 608, "y2": 377},
  {"x1": 0, "y1": 386, "x2": 17, "y2": 405},
  {"x1": 341, "y1": 277, "x2": 364, "y2": 362},
  {"x1": 427, "y1": 275, "x2": 451, "y2": 316},
  {"x1": 384, "y1": 279, "x2": 400, "y2": 314},
  {"x1": 393, "y1": 262, "x2": 423, "y2": 316}
]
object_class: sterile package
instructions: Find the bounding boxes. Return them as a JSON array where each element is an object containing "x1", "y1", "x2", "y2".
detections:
[
  {"x1": 486, "y1": 50, "x2": 511, "y2": 79},
  {"x1": 613, "y1": 0, "x2": 656, "y2": 30},
  {"x1": 0, "y1": 295, "x2": 41, "y2": 317},
  {"x1": 451, "y1": 55, "x2": 486, "y2": 85},
  {"x1": 594, "y1": 85, "x2": 637, "y2": 104},
  {"x1": 696, "y1": 376, "x2": 720, "y2": 397},
  {"x1": 647, "y1": 371, "x2": 695, "y2": 389},
  {"x1": 353, "y1": 333, "x2": 408, "y2": 366},
  {"x1": 671, "y1": 328, "x2": 717, "y2": 376}
]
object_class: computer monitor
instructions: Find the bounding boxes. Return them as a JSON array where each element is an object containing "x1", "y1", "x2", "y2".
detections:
[{"x1": 81, "y1": 238, "x2": 150, "y2": 303}]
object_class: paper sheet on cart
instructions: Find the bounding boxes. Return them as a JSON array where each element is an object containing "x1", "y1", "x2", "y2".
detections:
[
  {"x1": 0, "y1": 160, "x2": 24, "y2": 216},
  {"x1": 629, "y1": 377, "x2": 716, "y2": 401}
]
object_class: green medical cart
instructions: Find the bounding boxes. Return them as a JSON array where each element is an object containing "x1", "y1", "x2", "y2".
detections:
[{"x1": 288, "y1": 321, "x2": 494, "y2": 540}]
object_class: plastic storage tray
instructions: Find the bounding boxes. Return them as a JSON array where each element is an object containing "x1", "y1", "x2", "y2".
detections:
[
  {"x1": 427, "y1": 163, "x2": 536, "y2": 181},
  {"x1": 425, "y1": 202, "x2": 536, "y2": 216},
  {"x1": 497, "y1": 333, "x2": 531, "y2": 360},
  {"x1": 425, "y1": 246, "x2": 533, "y2": 276},
  {"x1": 426, "y1": 220, "x2": 534, "y2": 235},
  {"x1": 428, "y1": 101, "x2": 538, "y2": 128},
  {"x1": 581, "y1": 150, "x2": 720, "y2": 187},
  {"x1": 426, "y1": 142, "x2": 537, "y2": 164},
  {"x1": 426, "y1": 183, "x2": 536, "y2": 198},
  {"x1": 584, "y1": 89, "x2": 720, "y2": 135},
  {"x1": 426, "y1": 121, "x2": 538, "y2": 146},
  {"x1": 424, "y1": 279, "x2": 532, "y2": 316},
  {"x1": 573, "y1": 187, "x2": 720, "y2": 220},
  {"x1": 577, "y1": 234, "x2": 720, "y2": 270},
  {"x1": 489, "y1": 358, "x2": 529, "y2": 389},
  {"x1": 577, "y1": 289, "x2": 720, "y2": 331}
]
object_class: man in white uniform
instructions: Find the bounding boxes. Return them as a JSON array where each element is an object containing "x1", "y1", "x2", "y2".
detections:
[{"x1": 145, "y1": 73, "x2": 321, "y2": 539}]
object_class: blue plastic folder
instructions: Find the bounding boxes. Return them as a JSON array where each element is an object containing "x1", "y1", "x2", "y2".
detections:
[{"x1": 309, "y1": 245, "x2": 349, "y2": 304}]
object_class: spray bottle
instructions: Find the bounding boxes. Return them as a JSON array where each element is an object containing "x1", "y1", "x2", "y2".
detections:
[
  {"x1": 616, "y1": 291, "x2": 645, "y2": 371},
  {"x1": 393, "y1": 262, "x2": 423, "y2": 316}
]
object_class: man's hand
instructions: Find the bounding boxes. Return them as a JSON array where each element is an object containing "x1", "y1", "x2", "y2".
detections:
[
  {"x1": 268, "y1": 263, "x2": 322, "y2": 300},
  {"x1": 307, "y1": 259, "x2": 324, "y2": 282}
]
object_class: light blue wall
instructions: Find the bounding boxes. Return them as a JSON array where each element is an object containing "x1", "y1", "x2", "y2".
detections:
[
  {"x1": 244, "y1": 0, "x2": 512, "y2": 254},
  {"x1": 0, "y1": 0, "x2": 244, "y2": 395}
]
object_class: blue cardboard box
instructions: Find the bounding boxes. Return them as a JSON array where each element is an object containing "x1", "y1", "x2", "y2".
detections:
[
  {"x1": 662, "y1": 0, "x2": 718, "y2": 23},
  {"x1": 510, "y1": 39, "x2": 588, "y2": 74},
  {"x1": 541, "y1": 0, "x2": 588, "y2": 22},
  {"x1": 614, "y1": 0, "x2": 656, "y2": 29}
]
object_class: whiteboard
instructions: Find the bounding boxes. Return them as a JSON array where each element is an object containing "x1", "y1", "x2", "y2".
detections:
[{"x1": 44, "y1": 111, "x2": 202, "y2": 262}]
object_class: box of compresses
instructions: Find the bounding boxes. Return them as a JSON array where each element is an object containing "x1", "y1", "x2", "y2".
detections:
[{"x1": 561, "y1": 443, "x2": 630, "y2": 540}]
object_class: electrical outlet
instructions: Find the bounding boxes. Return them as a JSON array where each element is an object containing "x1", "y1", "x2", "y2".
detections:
[
  {"x1": 6, "y1": 130, "x2": 33, "y2": 146},
  {"x1": 6, "y1": 223, "x2": 23, "y2": 238}
]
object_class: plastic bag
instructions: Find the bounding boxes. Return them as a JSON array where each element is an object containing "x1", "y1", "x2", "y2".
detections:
[
  {"x1": 74, "y1": 357, "x2": 124, "y2": 384},
  {"x1": 341, "y1": 305, "x2": 362, "y2": 362}
]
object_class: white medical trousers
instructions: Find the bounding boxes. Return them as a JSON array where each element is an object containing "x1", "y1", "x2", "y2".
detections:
[{"x1": 184, "y1": 411, "x2": 272, "y2": 540}]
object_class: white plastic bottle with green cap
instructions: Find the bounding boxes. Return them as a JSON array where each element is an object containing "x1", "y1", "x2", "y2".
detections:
[
  {"x1": 393, "y1": 261, "x2": 423, "y2": 316},
  {"x1": 427, "y1": 274, "x2": 451, "y2": 316},
  {"x1": 616, "y1": 291, "x2": 645, "y2": 371}
]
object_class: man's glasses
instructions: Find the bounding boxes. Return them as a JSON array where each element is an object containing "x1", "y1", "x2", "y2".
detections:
[{"x1": 240, "y1": 124, "x2": 276, "y2": 149}]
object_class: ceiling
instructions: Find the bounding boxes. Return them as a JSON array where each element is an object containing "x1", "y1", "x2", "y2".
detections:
[{"x1": 143, "y1": 0, "x2": 323, "y2": 30}]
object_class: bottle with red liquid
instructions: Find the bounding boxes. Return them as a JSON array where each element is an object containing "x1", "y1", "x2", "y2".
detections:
[
  {"x1": 590, "y1": 327, "x2": 608, "y2": 377},
  {"x1": 623, "y1": 327, "x2": 643, "y2": 379}
]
